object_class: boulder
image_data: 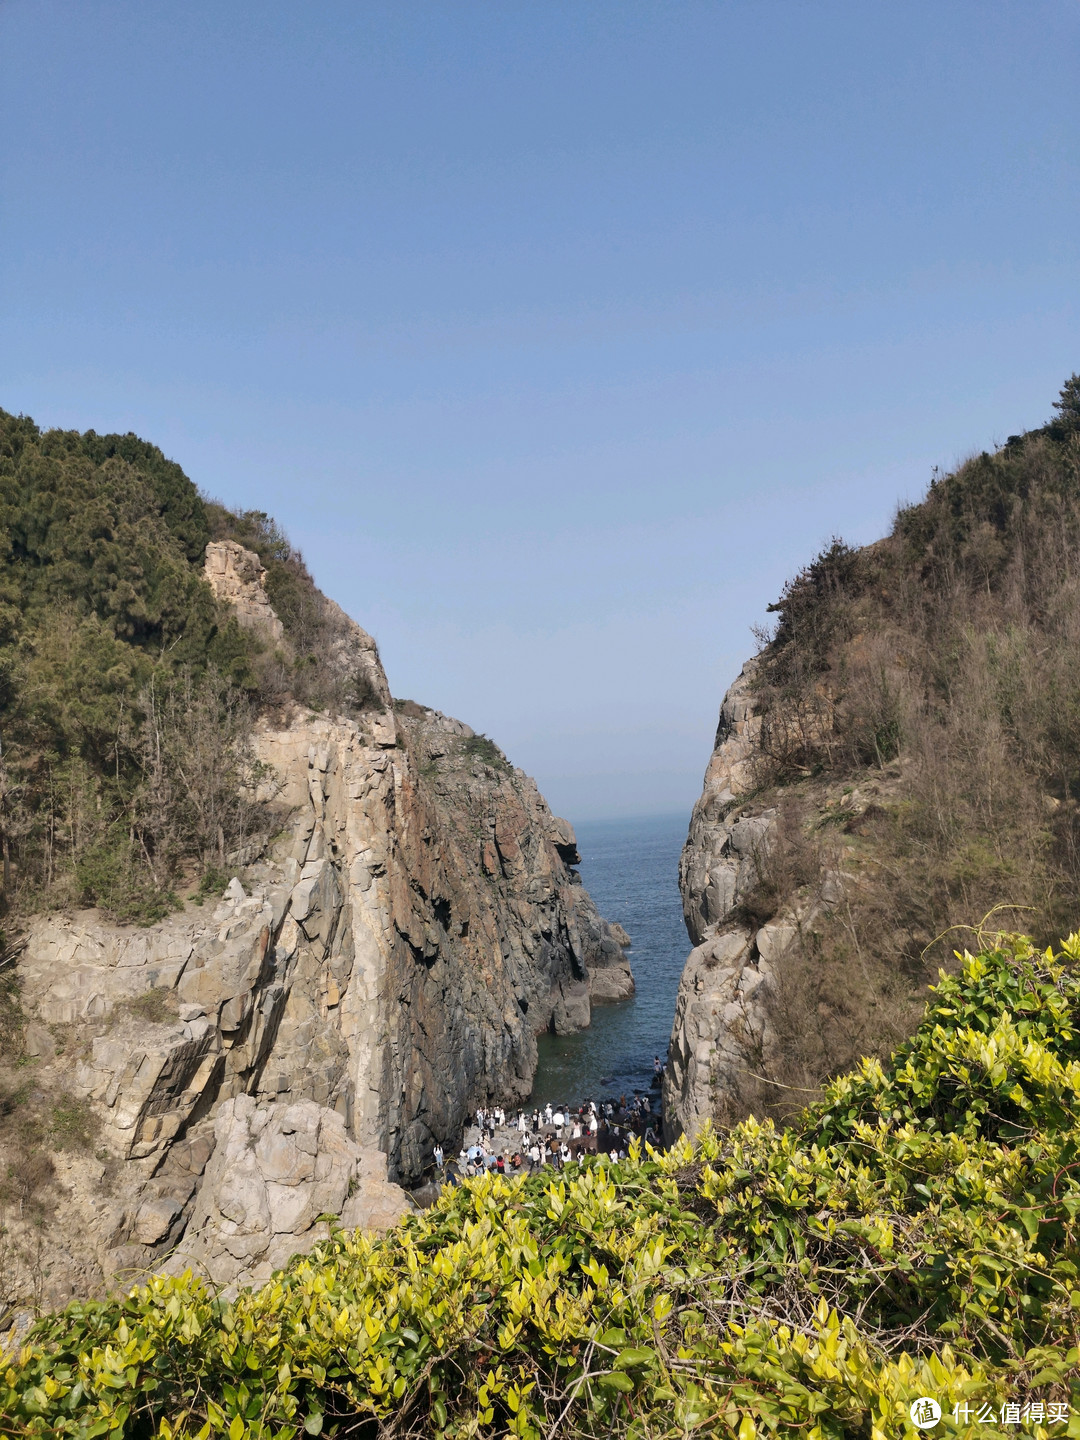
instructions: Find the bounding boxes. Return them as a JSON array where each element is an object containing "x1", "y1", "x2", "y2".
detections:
[{"x1": 170, "y1": 1097, "x2": 409, "y2": 1293}]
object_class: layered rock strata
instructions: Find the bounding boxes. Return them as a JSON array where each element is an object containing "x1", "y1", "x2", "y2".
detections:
[{"x1": 7, "y1": 544, "x2": 632, "y2": 1307}]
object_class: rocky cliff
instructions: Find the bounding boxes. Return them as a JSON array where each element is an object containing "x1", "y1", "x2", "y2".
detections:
[
  {"x1": 3, "y1": 543, "x2": 631, "y2": 1310},
  {"x1": 662, "y1": 663, "x2": 788, "y2": 1141},
  {"x1": 664, "y1": 650, "x2": 937, "y2": 1142},
  {"x1": 665, "y1": 382, "x2": 1080, "y2": 1142}
]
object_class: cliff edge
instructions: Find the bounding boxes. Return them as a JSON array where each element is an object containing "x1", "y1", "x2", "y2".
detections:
[
  {"x1": 2, "y1": 525, "x2": 631, "y2": 1309},
  {"x1": 666, "y1": 378, "x2": 1080, "y2": 1140}
]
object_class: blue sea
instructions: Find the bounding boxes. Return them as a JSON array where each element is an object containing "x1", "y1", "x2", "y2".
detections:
[{"x1": 529, "y1": 814, "x2": 690, "y2": 1108}]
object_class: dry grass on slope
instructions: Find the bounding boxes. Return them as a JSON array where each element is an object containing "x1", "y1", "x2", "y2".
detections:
[{"x1": 730, "y1": 388, "x2": 1080, "y2": 1119}]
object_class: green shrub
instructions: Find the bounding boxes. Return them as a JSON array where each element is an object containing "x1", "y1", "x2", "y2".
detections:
[
  {"x1": 461, "y1": 733, "x2": 511, "y2": 773},
  {"x1": 6, "y1": 934, "x2": 1080, "y2": 1437},
  {"x1": 115, "y1": 989, "x2": 177, "y2": 1026},
  {"x1": 0, "y1": 412, "x2": 267, "y2": 921},
  {"x1": 194, "y1": 866, "x2": 229, "y2": 904},
  {"x1": 47, "y1": 1093, "x2": 99, "y2": 1153}
]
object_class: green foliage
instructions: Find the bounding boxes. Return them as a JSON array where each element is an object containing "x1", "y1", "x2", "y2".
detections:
[
  {"x1": 1052, "y1": 375, "x2": 1080, "y2": 431},
  {"x1": 461, "y1": 733, "x2": 512, "y2": 773},
  {"x1": 762, "y1": 538, "x2": 861, "y2": 676},
  {"x1": 47, "y1": 1092, "x2": 99, "y2": 1153},
  {"x1": 7, "y1": 937, "x2": 1080, "y2": 1437},
  {"x1": 194, "y1": 866, "x2": 229, "y2": 904},
  {"x1": 0, "y1": 414, "x2": 277, "y2": 920}
]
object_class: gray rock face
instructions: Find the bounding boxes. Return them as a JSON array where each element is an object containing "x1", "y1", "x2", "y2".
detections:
[
  {"x1": 679, "y1": 662, "x2": 765, "y2": 947},
  {"x1": 168, "y1": 1097, "x2": 408, "y2": 1294},
  {"x1": 664, "y1": 930, "x2": 775, "y2": 1141},
  {"x1": 204, "y1": 540, "x2": 285, "y2": 644},
  {"x1": 664, "y1": 664, "x2": 798, "y2": 1141}
]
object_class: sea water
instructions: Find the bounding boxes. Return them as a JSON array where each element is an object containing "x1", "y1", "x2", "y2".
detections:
[{"x1": 528, "y1": 814, "x2": 689, "y2": 1108}]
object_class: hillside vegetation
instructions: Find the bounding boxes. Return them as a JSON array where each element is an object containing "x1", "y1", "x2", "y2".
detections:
[
  {"x1": 0, "y1": 412, "x2": 371, "y2": 924},
  {"x1": 5, "y1": 934, "x2": 1080, "y2": 1437},
  {"x1": 724, "y1": 376, "x2": 1080, "y2": 1110}
]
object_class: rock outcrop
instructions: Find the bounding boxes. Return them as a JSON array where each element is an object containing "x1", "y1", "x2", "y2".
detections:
[
  {"x1": 664, "y1": 661, "x2": 901, "y2": 1141},
  {"x1": 169, "y1": 1097, "x2": 409, "y2": 1294},
  {"x1": 6, "y1": 544, "x2": 631, "y2": 1306},
  {"x1": 663, "y1": 664, "x2": 798, "y2": 1141},
  {"x1": 394, "y1": 705, "x2": 635, "y2": 1018},
  {"x1": 204, "y1": 540, "x2": 285, "y2": 644},
  {"x1": 678, "y1": 662, "x2": 764, "y2": 948}
]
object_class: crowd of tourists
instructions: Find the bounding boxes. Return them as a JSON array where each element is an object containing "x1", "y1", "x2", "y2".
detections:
[{"x1": 431, "y1": 1086, "x2": 662, "y2": 1184}]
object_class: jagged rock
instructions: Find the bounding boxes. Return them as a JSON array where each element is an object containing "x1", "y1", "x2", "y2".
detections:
[
  {"x1": 755, "y1": 922, "x2": 797, "y2": 965},
  {"x1": 204, "y1": 540, "x2": 285, "y2": 643},
  {"x1": 665, "y1": 666, "x2": 785, "y2": 1140},
  {"x1": 19, "y1": 913, "x2": 197, "y2": 1025},
  {"x1": 341, "y1": 1150, "x2": 415, "y2": 1233},
  {"x1": 679, "y1": 663, "x2": 771, "y2": 947},
  {"x1": 133, "y1": 1197, "x2": 183, "y2": 1245},
  {"x1": 167, "y1": 1097, "x2": 408, "y2": 1292},
  {"x1": 663, "y1": 929, "x2": 777, "y2": 1142},
  {"x1": 666, "y1": 660, "x2": 857, "y2": 1140}
]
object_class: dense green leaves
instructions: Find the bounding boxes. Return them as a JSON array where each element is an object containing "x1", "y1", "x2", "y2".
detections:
[
  {"x1": 0, "y1": 412, "x2": 264, "y2": 919},
  {"x1": 5, "y1": 937, "x2": 1080, "y2": 1437}
]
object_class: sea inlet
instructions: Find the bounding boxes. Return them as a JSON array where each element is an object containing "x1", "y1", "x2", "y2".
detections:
[{"x1": 528, "y1": 813, "x2": 689, "y2": 1109}]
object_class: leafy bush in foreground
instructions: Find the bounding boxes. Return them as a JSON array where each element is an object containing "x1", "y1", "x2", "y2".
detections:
[{"x1": 6, "y1": 936, "x2": 1080, "y2": 1438}]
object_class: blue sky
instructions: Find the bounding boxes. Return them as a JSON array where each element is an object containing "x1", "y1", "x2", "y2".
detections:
[{"x1": 2, "y1": 1, "x2": 1078, "y2": 821}]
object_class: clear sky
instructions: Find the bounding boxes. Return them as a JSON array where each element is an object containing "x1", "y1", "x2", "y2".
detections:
[{"x1": 2, "y1": 2, "x2": 1077, "y2": 823}]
